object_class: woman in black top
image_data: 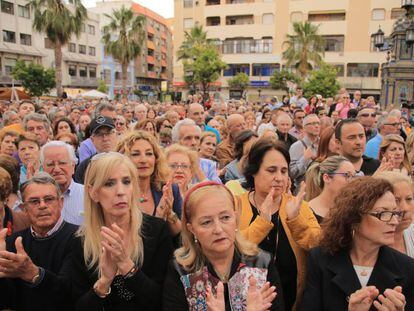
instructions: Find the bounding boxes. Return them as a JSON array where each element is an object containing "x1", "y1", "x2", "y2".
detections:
[{"x1": 69, "y1": 153, "x2": 173, "y2": 311}]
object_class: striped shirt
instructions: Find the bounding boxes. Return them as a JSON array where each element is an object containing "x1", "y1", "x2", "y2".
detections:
[{"x1": 62, "y1": 180, "x2": 84, "y2": 225}]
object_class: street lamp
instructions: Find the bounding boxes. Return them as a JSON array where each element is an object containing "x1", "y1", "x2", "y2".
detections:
[
  {"x1": 406, "y1": 21, "x2": 414, "y2": 45},
  {"x1": 402, "y1": 0, "x2": 414, "y2": 11},
  {"x1": 373, "y1": 27, "x2": 385, "y2": 49}
]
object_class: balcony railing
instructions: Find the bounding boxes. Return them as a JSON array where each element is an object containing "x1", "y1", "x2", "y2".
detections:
[
  {"x1": 68, "y1": 77, "x2": 99, "y2": 87},
  {"x1": 221, "y1": 39, "x2": 273, "y2": 54}
]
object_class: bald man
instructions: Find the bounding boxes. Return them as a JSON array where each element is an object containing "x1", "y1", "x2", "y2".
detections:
[
  {"x1": 216, "y1": 114, "x2": 246, "y2": 167},
  {"x1": 187, "y1": 103, "x2": 221, "y2": 142}
]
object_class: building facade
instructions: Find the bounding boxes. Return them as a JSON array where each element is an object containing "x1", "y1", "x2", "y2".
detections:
[
  {"x1": 0, "y1": 0, "x2": 101, "y2": 92},
  {"x1": 173, "y1": 0, "x2": 402, "y2": 100}
]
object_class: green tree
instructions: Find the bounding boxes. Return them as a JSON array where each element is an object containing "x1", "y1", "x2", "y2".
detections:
[
  {"x1": 12, "y1": 60, "x2": 56, "y2": 97},
  {"x1": 97, "y1": 79, "x2": 108, "y2": 94},
  {"x1": 269, "y1": 70, "x2": 301, "y2": 92},
  {"x1": 30, "y1": 0, "x2": 87, "y2": 97},
  {"x1": 227, "y1": 72, "x2": 249, "y2": 91},
  {"x1": 303, "y1": 64, "x2": 340, "y2": 98},
  {"x1": 103, "y1": 6, "x2": 145, "y2": 97},
  {"x1": 282, "y1": 21, "x2": 325, "y2": 77},
  {"x1": 177, "y1": 25, "x2": 208, "y2": 61}
]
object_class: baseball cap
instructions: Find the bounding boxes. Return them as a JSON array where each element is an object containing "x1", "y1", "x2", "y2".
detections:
[{"x1": 89, "y1": 116, "x2": 115, "y2": 135}]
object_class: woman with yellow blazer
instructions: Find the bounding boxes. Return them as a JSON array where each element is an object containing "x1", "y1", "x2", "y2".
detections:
[{"x1": 237, "y1": 138, "x2": 321, "y2": 310}]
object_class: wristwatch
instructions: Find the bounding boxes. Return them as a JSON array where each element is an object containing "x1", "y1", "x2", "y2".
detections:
[
  {"x1": 167, "y1": 212, "x2": 179, "y2": 224},
  {"x1": 31, "y1": 268, "x2": 41, "y2": 284}
]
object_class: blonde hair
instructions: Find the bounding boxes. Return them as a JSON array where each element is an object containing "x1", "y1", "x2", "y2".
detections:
[
  {"x1": 77, "y1": 153, "x2": 144, "y2": 272},
  {"x1": 305, "y1": 156, "x2": 350, "y2": 201},
  {"x1": 379, "y1": 134, "x2": 411, "y2": 174},
  {"x1": 374, "y1": 171, "x2": 413, "y2": 190},
  {"x1": 200, "y1": 131, "x2": 216, "y2": 145},
  {"x1": 116, "y1": 130, "x2": 170, "y2": 191},
  {"x1": 175, "y1": 184, "x2": 258, "y2": 272},
  {"x1": 164, "y1": 144, "x2": 206, "y2": 182}
]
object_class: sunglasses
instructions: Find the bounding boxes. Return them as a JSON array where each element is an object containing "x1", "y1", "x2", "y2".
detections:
[{"x1": 360, "y1": 113, "x2": 376, "y2": 118}]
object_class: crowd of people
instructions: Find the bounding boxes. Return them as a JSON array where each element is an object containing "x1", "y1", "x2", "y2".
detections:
[{"x1": 0, "y1": 87, "x2": 413, "y2": 311}]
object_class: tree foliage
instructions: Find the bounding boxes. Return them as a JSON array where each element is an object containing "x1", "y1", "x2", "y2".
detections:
[
  {"x1": 227, "y1": 72, "x2": 249, "y2": 91},
  {"x1": 102, "y1": 6, "x2": 145, "y2": 97},
  {"x1": 269, "y1": 70, "x2": 301, "y2": 92},
  {"x1": 282, "y1": 21, "x2": 325, "y2": 77},
  {"x1": 12, "y1": 60, "x2": 55, "y2": 96},
  {"x1": 97, "y1": 79, "x2": 108, "y2": 94},
  {"x1": 29, "y1": 0, "x2": 87, "y2": 97},
  {"x1": 303, "y1": 64, "x2": 341, "y2": 98}
]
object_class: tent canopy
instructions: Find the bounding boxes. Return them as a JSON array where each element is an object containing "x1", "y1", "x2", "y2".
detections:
[
  {"x1": 81, "y1": 90, "x2": 109, "y2": 99},
  {"x1": 0, "y1": 88, "x2": 31, "y2": 101}
]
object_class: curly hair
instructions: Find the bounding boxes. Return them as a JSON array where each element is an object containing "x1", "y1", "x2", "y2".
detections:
[
  {"x1": 319, "y1": 176, "x2": 394, "y2": 254},
  {"x1": 116, "y1": 130, "x2": 170, "y2": 191}
]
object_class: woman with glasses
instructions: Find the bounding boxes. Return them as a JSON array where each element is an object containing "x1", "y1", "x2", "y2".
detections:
[
  {"x1": 116, "y1": 131, "x2": 182, "y2": 235},
  {"x1": 379, "y1": 134, "x2": 412, "y2": 176},
  {"x1": 301, "y1": 177, "x2": 414, "y2": 310},
  {"x1": 70, "y1": 153, "x2": 173, "y2": 310},
  {"x1": 165, "y1": 144, "x2": 206, "y2": 197}
]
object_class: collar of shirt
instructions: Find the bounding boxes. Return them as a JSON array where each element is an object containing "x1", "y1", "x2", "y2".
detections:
[{"x1": 30, "y1": 216, "x2": 64, "y2": 238}]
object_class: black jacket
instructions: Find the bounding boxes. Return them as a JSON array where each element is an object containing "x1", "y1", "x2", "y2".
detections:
[
  {"x1": 360, "y1": 155, "x2": 380, "y2": 176},
  {"x1": 301, "y1": 246, "x2": 414, "y2": 310}
]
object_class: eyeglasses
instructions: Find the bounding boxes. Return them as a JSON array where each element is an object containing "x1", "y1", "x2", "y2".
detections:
[
  {"x1": 169, "y1": 163, "x2": 191, "y2": 170},
  {"x1": 44, "y1": 160, "x2": 71, "y2": 169},
  {"x1": 367, "y1": 210, "x2": 406, "y2": 223},
  {"x1": 329, "y1": 172, "x2": 356, "y2": 181},
  {"x1": 93, "y1": 129, "x2": 116, "y2": 138},
  {"x1": 360, "y1": 113, "x2": 376, "y2": 118},
  {"x1": 304, "y1": 122, "x2": 320, "y2": 126},
  {"x1": 384, "y1": 122, "x2": 401, "y2": 128},
  {"x1": 116, "y1": 122, "x2": 125, "y2": 126},
  {"x1": 25, "y1": 196, "x2": 59, "y2": 208}
]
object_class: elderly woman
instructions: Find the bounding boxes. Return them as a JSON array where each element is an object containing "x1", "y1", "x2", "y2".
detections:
[
  {"x1": 376, "y1": 171, "x2": 414, "y2": 258},
  {"x1": 379, "y1": 134, "x2": 412, "y2": 176},
  {"x1": 238, "y1": 138, "x2": 320, "y2": 310},
  {"x1": 70, "y1": 153, "x2": 173, "y2": 310},
  {"x1": 198, "y1": 131, "x2": 218, "y2": 161},
  {"x1": 306, "y1": 156, "x2": 356, "y2": 222},
  {"x1": 163, "y1": 182, "x2": 283, "y2": 310},
  {"x1": 302, "y1": 177, "x2": 414, "y2": 310},
  {"x1": 16, "y1": 132, "x2": 42, "y2": 184},
  {"x1": 116, "y1": 131, "x2": 182, "y2": 235},
  {"x1": 0, "y1": 131, "x2": 18, "y2": 156}
]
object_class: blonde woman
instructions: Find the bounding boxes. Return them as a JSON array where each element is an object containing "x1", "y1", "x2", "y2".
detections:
[
  {"x1": 379, "y1": 134, "x2": 412, "y2": 176},
  {"x1": 70, "y1": 153, "x2": 173, "y2": 310},
  {"x1": 162, "y1": 182, "x2": 283, "y2": 310},
  {"x1": 116, "y1": 131, "x2": 182, "y2": 235}
]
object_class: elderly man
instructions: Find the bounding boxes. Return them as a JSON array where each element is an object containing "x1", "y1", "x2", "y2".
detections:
[
  {"x1": 187, "y1": 103, "x2": 220, "y2": 142},
  {"x1": 23, "y1": 113, "x2": 50, "y2": 146},
  {"x1": 172, "y1": 118, "x2": 221, "y2": 183},
  {"x1": 289, "y1": 114, "x2": 320, "y2": 192},
  {"x1": 41, "y1": 141, "x2": 84, "y2": 225},
  {"x1": 134, "y1": 103, "x2": 148, "y2": 122},
  {"x1": 0, "y1": 173, "x2": 76, "y2": 311},
  {"x1": 216, "y1": 114, "x2": 246, "y2": 167},
  {"x1": 276, "y1": 113, "x2": 297, "y2": 150}
]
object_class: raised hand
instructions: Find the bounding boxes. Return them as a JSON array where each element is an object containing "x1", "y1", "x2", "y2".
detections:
[
  {"x1": 246, "y1": 277, "x2": 276, "y2": 311},
  {"x1": 285, "y1": 182, "x2": 306, "y2": 220},
  {"x1": 374, "y1": 156, "x2": 394, "y2": 175},
  {"x1": 156, "y1": 181, "x2": 173, "y2": 220},
  {"x1": 206, "y1": 282, "x2": 225, "y2": 311},
  {"x1": 348, "y1": 286, "x2": 379, "y2": 311},
  {"x1": 257, "y1": 187, "x2": 276, "y2": 221},
  {"x1": 373, "y1": 286, "x2": 406, "y2": 311}
]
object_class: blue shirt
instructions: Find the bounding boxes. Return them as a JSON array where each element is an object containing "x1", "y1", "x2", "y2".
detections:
[
  {"x1": 200, "y1": 158, "x2": 222, "y2": 183},
  {"x1": 62, "y1": 180, "x2": 85, "y2": 225},
  {"x1": 78, "y1": 138, "x2": 96, "y2": 163},
  {"x1": 365, "y1": 133, "x2": 382, "y2": 159}
]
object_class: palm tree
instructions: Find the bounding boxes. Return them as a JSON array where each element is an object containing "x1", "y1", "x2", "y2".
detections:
[
  {"x1": 177, "y1": 25, "x2": 208, "y2": 61},
  {"x1": 30, "y1": 0, "x2": 87, "y2": 97},
  {"x1": 282, "y1": 21, "x2": 325, "y2": 77},
  {"x1": 102, "y1": 6, "x2": 145, "y2": 97}
]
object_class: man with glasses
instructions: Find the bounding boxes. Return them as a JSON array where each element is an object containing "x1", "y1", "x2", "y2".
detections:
[
  {"x1": 289, "y1": 109, "x2": 305, "y2": 139},
  {"x1": 365, "y1": 114, "x2": 401, "y2": 159},
  {"x1": 0, "y1": 173, "x2": 76, "y2": 311},
  {"x1": 41, "y1": 141, "x2": 84, "y2": 225},
  {"x1": 289, "y1": 114, "x2": 320, "y2": 193},
  {"x1": 74, "y1": 116, "x2": 117, "y2": 184},
  {"x1": 357, "y1": 106, "x2": 377, "y2": 141}
]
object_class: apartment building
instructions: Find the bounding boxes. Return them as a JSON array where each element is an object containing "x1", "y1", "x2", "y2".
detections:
[
  {"x1": 93, "y1": 0, "x2": 173, "y2": 100},
  {"x1": 0, "y1": 0, "x2": 101, "y2": 91},
  {"x1": 173, "y1": 0, "x2": 403, "y2": 100}
]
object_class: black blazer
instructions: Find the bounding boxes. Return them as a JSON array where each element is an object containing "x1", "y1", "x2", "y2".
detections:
[{"x1": 301, "y1": 246, "x2": 414, "y2": 311}]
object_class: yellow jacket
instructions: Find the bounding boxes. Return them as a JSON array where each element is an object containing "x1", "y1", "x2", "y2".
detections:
[{"x1": 237, "y1": 191, "x2": 321, "y2": 310}]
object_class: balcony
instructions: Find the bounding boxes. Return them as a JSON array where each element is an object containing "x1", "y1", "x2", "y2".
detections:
[
  {"x1": 161, "y1": 73, "x2": 168, "y2": 80},
  {"x1": 147, "y1": 40, "x2": 155, "y2": 50},
  {"x1": 161, "y1": 46, "x2": 167, "y2": 54},
  {"x1": 226, "y1": 15, "x2": 254, "y2": 25},
  {"x1": 147, "y1": 25, "x2": 155, "y2": 34},
  {"x1": 147, "y1": 55, "x2": 155, "y2": 64},
  {"x1": 222, "y1": 39, "x2": 273, "y2": 54},
  {"x1": 161, "y1": 60, "x2": 167, "y2": 67},
  {"x1": 206, "y1": 0, "x2": 220, "y2": 5},
  {"x1": 68, "y1": 77, "x2": 99, "y2": 87},
  {"x1": 148, "y1": 71, "x2": 157, "y2": 78},
  {"x1": 206, "y1": 16, "x2": 221, "y2": 26},
  {"x1": 161, "y1": 32, "x2": 167, "y2": 40}
]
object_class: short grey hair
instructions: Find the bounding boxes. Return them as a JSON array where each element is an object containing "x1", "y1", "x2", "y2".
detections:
[
  {"x1": 23, "y1": 113, "x2": 51, "y2": 131},
  {"x1": 93, "y1": 103, "x2": 115, "y2": 118},
  {"x1": 376, "y1": 115, "x2": 388, "y2": 130},
  {"x1": 303, "y1": 114, "x2": 319, "y2": 126},
  {"x1": 21, "y1": 172, "x2": 62, "y2": 201},
  {"x1": 2, "y1": 110, "x2": 18, "y2": 126},
  {"x1": 40, "y1": 140, "x2": 78, "y2": 165},
  {"x1": 171, "y1": 118, "x2": 201, "y2": 143}
]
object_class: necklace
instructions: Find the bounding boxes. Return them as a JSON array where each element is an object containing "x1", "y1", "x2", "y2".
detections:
[
  {"x1": 138, "y1": 195, "x2": 148, "y2": 203},
  {"x1": 213, "y1": 267, "x2": 230, "y2": 283}
]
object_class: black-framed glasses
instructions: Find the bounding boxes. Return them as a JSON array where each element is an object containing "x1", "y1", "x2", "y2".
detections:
[
  {"x1": 360, "y1": 113, "x2": 376, "y2": 118},
  {"x1": 384, "y1": 122, "x2": 401, "y2": 128},
  {"x1": 367, "y1": 211, "x2": 406, "y2": 222},
  {"x1": 25, "y1": 196, "x2": 59, "y2": 208},
  {"x1": 329, "y1": 172, "x2": 356, "y2": 181}
]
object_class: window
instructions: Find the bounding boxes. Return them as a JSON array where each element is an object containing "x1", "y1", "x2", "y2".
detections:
[
  {"x1": 291, "y1": 12, "x2": 303, "y2": 22},
  {"x1": 252, "y1": 63, "x2": 280, "y2": 76},
  {"x1": 370, "y1": 35, "x2": 391, "y2": 52},
  {"x1": 68, "y1": 65, "x2": 76, "y2": 77},
  {"x1": 330, "y1": 64, "x2": 344, "y2": 77},
  {"x1": 206, "y1": 0, "x2": 220, "y2": 5},
  {"x1": 223, "y1": 63, "x2": 250, "y2": 76},
  {"x1": 79, "y1": 66, "x2": 87, "y2": 77},
  {"x1": 79, "y1": 45, "x2": 86, "y2": 54},
  {"x1": 391, "y1": 8, "x2": 405, "y2": 19},
  {"x1": 308, "y1": 12, "x2": 345, "y2": 22},
  {"x1": 184, "y1": 0, "x2": 193, "y2": 8},
  {"x1": 4, "y1": 58, "x2": 16, "y2": 75},
  {"x1": 1, "y1": 0, "x2": 13, "y2": 14},
  {"x1": 115, "y1": 71, "x2": 122, "y2": 80},
  {"x1": 371, "y1": 9, "x2": 385, "y2": 20},
  {"x1": 69, "y1": 43, "x2": 76, "y2": 52},
  {"x1": 323, "y1": 35, "x2": 344, "y2": 52},
  {"x1": 347, "y1": 63, "x2": 379, "y2": 77},
  {"x1": 183, "y1": 18, "x2": 193, "y2": 29},
  {"x1": 206, "y1": 16, "x2": 220, "y2": 26},
  {"x1": 20, "y1": 33, "x2": 31, "y2": 46},
  {"x1": 3, "y1": 30, "x2": 15, "y2": 43},
  {"x1": 89, "y1": 46, "x2": 96, "y2": 56},
  {"x1": 262, "y1": 13, "x2": 274, "y2": 25},
  {"x1": 89, "y1": 67, "x2": 96, "y2": 78},
  {"x1": 222, "y1": 38, "x2": 272, "y2": 54},
  {"x1": 88, "y1": 25, "x2": 95, "y2": 35},
  {"x1": 81, "y1": 23, "x2": 86, "y2": 32},
  {"x1": 18, "y1": 5, "x2": 29, "y2": 18},
  {"x1": 44, "y1": 38, "x2": 54, "y2": 49},
  {"x1": 103, "y1": 69, "x2": 111, "y2": 81}
]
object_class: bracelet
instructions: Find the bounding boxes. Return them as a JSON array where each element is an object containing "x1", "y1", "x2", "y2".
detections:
[
  {"x1": 93, "y1": 281, "x2": 111, "y2": 298},
  {"x1": 124, "y1": 265, "x2": 138, "y2": 279},
  {"x1": 167, "y1": 212, "x2": 179, "y2": 224}
]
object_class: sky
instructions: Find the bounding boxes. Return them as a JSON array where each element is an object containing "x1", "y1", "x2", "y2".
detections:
[{"x1": 82, "y1": 0, "x2": 174, "y2": 19}]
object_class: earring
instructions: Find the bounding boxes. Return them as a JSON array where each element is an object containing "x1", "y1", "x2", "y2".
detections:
[{"x1": 194, "y1": 236, "x2": 198, "y2": 243}]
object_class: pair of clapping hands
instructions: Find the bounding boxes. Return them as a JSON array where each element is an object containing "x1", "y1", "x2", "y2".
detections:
[{"x1": 349, "y1": 286, "x2": 406, "y2": 311}]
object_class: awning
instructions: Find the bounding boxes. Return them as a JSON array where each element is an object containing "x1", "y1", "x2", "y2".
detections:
[{"x1": 63, "y1": 52, "x2": 98, "y2": 65}]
